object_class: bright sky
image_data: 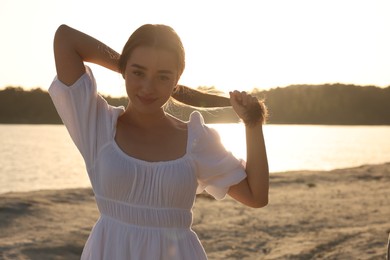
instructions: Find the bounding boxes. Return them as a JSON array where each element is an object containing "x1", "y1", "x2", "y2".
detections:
[{"x1": 1, "y1": 0, "x2": 390, "y2": 97}]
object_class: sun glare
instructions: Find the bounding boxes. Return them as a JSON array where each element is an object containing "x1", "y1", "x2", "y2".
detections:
[{"x1": 1, "y1": 0, "x2": 390, "y2": 96}]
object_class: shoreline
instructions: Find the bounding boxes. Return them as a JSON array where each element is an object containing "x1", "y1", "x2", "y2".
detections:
[
  {"x1": 2, "y1": 160, "x2": 390, "y2": 196},
  {"x1": 1, "y1": 163, "x2": 389, "y2": 259}
]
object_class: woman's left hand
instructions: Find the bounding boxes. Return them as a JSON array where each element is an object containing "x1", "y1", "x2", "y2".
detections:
[{"x1": 229, "y1": 90, "x2": 258, "y2": 122}]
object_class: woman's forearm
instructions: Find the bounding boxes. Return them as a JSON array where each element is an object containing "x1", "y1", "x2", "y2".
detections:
[
  {"x1": 226, "y1": 91, "x2": 269, "y2": 208},
  {"x1": 245, "y1": 123, "x2": 269, "y2": 207},
  {"x1": 54, "y1": 24, "x2": 120, "y2": 85}
]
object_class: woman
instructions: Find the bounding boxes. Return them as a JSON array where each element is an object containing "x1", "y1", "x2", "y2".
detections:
[{"x1": 49, "y1": 24, "x2": 269, "y2": 259}]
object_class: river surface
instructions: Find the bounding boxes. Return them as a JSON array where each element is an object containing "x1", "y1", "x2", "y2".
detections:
[{"x1": 1, "y1": 124, "x2": 389, "y2": 194}]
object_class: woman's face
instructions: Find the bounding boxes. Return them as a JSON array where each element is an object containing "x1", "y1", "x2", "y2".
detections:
[{"x1": 124, "y1": 46, "x2": 179, "y2": 114}]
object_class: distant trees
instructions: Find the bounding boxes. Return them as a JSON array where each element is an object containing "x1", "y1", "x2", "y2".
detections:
[
  {"x1": 0, "y1": 87, "x2": 62, "y2": 124},
  {"x1": 254, "y1": 84, "x2": 390, "y2": 124},
  {"x1": 0, "y1": 84, "x2": 389, "y2": 125}
]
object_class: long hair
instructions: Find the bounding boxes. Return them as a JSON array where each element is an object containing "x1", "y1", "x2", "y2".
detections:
[{"x1": 119, "y1": 24, "x2": 267, "y2": 125}]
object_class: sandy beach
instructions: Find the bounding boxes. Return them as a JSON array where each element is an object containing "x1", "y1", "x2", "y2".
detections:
[{"x1": 0, "y1": 163, "x2": 389, "y2": 260}]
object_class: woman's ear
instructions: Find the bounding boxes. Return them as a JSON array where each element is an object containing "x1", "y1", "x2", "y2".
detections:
[
  {"x1": 172, "y1": 85, "x2": 179, "y2": 94},
  {"x1": 174, "y1": 75, "x2": 180, "y2": 87}
]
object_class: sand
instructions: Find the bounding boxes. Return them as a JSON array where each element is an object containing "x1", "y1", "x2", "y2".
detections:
[{"x1": 0, "y1": 163, "x2": 389, "y2": 260}]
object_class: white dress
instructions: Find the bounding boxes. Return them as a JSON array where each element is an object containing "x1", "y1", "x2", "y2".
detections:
[{"x1": 49, "y1": 66, "x2": 247, "y2": 260}]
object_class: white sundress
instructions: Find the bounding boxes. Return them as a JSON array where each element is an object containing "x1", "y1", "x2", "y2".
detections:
[{"x1": 49, "y1": 66, "x2": 247, "y2": 260}]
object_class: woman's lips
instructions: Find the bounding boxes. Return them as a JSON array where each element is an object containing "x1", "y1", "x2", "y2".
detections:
[{"x1": 137, "y1": 95, "x2": 157, "y2": 105}]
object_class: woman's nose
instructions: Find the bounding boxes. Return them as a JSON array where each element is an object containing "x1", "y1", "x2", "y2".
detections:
[{"x1": 140, "y1": 78, "x2": 155, "y2": 93}]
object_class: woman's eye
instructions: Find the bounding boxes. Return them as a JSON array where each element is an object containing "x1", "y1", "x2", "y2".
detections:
[
  {"x1": 159, "y1": 75, "x2": 170, "y2": 81},
  {"x1": 133, "y1": 70, "x2": 144, "y2": 77}
]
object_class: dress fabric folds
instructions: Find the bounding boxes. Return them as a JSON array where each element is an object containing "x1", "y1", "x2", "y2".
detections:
[{"x1": 49, "y1": 66, "x2": 246, "y2": 260}]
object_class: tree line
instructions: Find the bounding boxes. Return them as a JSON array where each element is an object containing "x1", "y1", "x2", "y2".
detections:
[{"x1": 0, "y1": 84, "x2": 389, "y2": 125}]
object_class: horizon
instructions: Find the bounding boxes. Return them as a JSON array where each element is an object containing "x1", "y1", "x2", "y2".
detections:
[
  {"x1": 1, "y1": 81, "x2": 389, "y2": 98},
  {"x1": 1, "y1": 0, "x2": 390, "y2": 97}
]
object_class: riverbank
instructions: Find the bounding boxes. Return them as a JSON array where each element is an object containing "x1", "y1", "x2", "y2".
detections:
[{"x1": 1, "y1": 163, "x2": 389, "y2": 259}]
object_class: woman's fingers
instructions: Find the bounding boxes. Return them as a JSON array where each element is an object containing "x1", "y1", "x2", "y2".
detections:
[
  {"x1": 230, "y1": 90, "x2": 267, "y2": 126},
  {"x1": 230, "y1": 90, "x2": 257, "y2": 107}
]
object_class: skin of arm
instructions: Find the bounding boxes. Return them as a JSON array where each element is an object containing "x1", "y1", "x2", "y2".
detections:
[
  {"x1": 53, "y1": 25, "x2": 269, "y2": 208},
  {"x1": 54, "y1": 24, "x2": 120, "y2": 86},
  {"x1": 54, "y1": 24, "x2": 231, "y2": 108},
  {"x1": 227, "y1": 90, "x2": 269, "y2": 208}
]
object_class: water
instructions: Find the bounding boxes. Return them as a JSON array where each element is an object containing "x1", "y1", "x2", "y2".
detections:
[
  {"x1": 0, "y1": 125, "x2": 88, "y2": 194},
  {"x1": 211, "y1": 124, "x2": 390, "y2": 173},
  {"x1": 1, "y1": 124, "x2": 389, "y2": 194}
]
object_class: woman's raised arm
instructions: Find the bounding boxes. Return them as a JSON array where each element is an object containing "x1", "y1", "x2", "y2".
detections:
[
  {"x1": 227, "y1": 91, "x2": 269, "y2": 208},
  {"x1": 54, "y1": 24, "x2": 120, "y2": 86}
]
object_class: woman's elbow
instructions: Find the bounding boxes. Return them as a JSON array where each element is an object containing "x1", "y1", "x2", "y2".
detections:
[
  {"x1": 55, "y1": 24, "x2": 68, "y2": 38},
  {"x1": 249, "y1": 196, "x2": 268, "y2": 208},
  {"x1": 54, "y1": 24, "x2": 75, "y2": 47}
]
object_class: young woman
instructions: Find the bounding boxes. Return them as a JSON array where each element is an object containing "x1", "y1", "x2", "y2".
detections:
[{"x1": 49, "y1": 24, "x2": 269, "y2": 259}]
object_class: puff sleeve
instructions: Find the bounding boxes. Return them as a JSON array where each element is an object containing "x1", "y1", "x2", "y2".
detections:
[
  {"x1": 189, "y1": 112, "x2": 247, "y2": 200},
  {"x1": 48, "y1": 66, "x2": 122, "y2": 170}
]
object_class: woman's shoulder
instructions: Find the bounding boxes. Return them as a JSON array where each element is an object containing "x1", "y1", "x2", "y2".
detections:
[
  {"x1": 166, "y1": 111, "x2": 203, "y2": 130},
  {"x1": 187, "y1": 111, "x2": 206, "y2": 132},
  {"x1": 168, "y1": 111, "x2": 219, "y2": 146},
  {"x1": 187, "y1": 111, "x2": 221, "y2": 147},
  {"x1": 49, "y1": 66, "x2": 95, "y2": 98},
  {"x1": 188, "y1": 111, "x2": 204, "y2": 124}
]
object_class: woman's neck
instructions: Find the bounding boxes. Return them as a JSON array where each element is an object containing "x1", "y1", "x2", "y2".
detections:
[{"x1": 121, "y1": 107, "x2": 169, "y2": 130}]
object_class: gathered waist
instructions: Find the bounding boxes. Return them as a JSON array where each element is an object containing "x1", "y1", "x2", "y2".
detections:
[{"x1": 95, "y1": 195, "x2": 193, "y2": 229}]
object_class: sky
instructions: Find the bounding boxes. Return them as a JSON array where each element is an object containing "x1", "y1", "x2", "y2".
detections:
[{"x1": 1, "y1": 0, "x2": 390, "y2": 97}]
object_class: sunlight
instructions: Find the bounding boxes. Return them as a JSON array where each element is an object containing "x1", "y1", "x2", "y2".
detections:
[
  {"x1": 1, "y1": 0, "x2": 390, "y2": 96},
  {"x1": 209, "y1": 124, "x2": 246, "y2": 159},
  {"x1": 209, "y1": 123, "x2": 390, "y2": 173}
]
